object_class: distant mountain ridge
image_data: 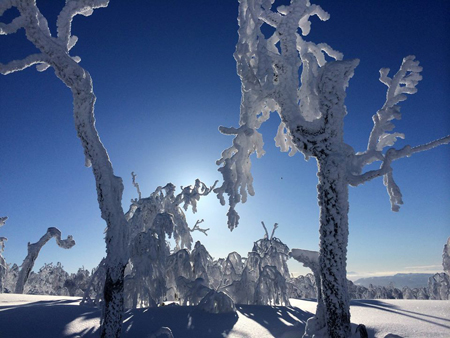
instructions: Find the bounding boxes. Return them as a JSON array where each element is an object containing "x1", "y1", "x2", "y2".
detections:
[{"x1": 354, "y1": 273, "x2": 435, "y2": 289}]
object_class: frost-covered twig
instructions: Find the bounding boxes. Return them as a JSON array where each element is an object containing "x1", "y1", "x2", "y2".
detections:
[
  {"x1": 368, "y1": 56, "x2": 423, "y2": 154},
  {"x1": 0, "y1": 237, "x2": 6, "y2": 254},
  {"x1": 349, "y1": 135, "x2": 450, "y2": 211},
  {"x1": 176, "y1": 179, "x2": 218, "y2": 213},
  {"x1": 189, "y1": 219, "x2": 209, "y2": 236},
  {"x1": 131, "y1": 172, "x2": 142, "y2": 200},
  {"x1": 0, "y1": 217, "x2": 7, "y2": 228},
  {"x1": 15, "y1": 227, "x2": 75, "y2": 294},
  {"x1": 270, "y1": 223, "x2": 278, "y2": 240},
  {"x1": 261, "y1": 221, "x2": 269, "y2": 239}
]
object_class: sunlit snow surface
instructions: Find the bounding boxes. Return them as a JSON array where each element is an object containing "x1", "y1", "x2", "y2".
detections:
[{"x1": 0, "y1": 294, "x2": 449, "y2": 337}]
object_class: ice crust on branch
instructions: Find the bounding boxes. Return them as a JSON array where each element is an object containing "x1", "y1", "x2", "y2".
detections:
[{"x1": 15, "y1": 227, "x2": 75, "y2": 294}]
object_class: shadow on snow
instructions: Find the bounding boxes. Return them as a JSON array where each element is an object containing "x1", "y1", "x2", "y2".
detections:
[{"x1": 350, "y1": 299, "x2": 450, "y2": 330}]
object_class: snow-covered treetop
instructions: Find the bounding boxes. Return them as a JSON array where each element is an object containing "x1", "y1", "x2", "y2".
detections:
[
  {"x1": 127, "y1": 177, "x2": 216, "y2": 251},
  {"x1": 214, "y1": 0, "x2": 345, "y2": 230},
  {"x1": 0, "y1": 217, "x2": 8, "y2": 253},
  {"x1": 215, "y1": 0, "x2": 450, "y2": 228},
  {"x1": 444, "y1": 237, "x2": 450, "y2": 276},
  {"x1": 0, "y1": 0, "x2": 109, "y2": 75}
]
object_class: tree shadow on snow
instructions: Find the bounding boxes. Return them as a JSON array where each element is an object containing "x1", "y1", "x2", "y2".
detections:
[
  {"x1": 121, "y1": 305, "x2": 239, "y2": 338},
  {"x1": 236, "y1": 303, "x2": 313, "y2": 338},
  {"x1": 0, "y1": 299, "x2": 101, "y2": 338},
  {"x1": 351, "y1": 299, "x2": 450, "y2": 330}
]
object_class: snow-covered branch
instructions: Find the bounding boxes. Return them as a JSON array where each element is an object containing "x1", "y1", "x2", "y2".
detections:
[
  {"x1": 0, "y1": 217, "x2": 7, "y2": 227},
  {"x1": 15, "y1": 227, "x2": 75, "y2": 294},
  {"x1": 0, "y1": 237, "x2": 6, "y2": 254},
  {"x1": 216, "y1": 0, "x2": 348, "y2": 229},
  {"x1": 57, "y1": 0, "x2": 109, "y2": 51},
  {"x1": 189, "y1": 219, "x2": 209, "y2": 236},
  {"x1": 270, "y1": 222, "x2": 278, "y2": 240},
  {"x1": 176, "y1": 179, "x2": 217, "y2": 213},
  {"x1": 355, "y1": 56, "x2": 423, "y2": 169},
  {"x1": 261, "y1": 221, "x2": 269, "y2": 239},
  {"x1": 0, "y1": 53, "x2": 49, "y2": 75},
  {"x1": 131, "y1": 172, "x2": 142, "y2": 200},
  {"x1": 349, "y1": 135, "x2": 450, "y2": 210},
  {"x1": 0, "y1": 15, "x2": 24, "y2": 35}
]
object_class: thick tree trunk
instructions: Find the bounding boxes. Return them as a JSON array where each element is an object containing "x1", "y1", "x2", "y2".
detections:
[
  {"x1": 9, "y1": 3, "x2": 129, "y2": 336},
  {"x1": 317, "y1": 155, "x2": 351, "y2": 337},
  {"x1": 72, "y1": 88, "x2": 129, "y2": 338},
  {"x1": 102, "y1": 264, "x2": 126, "y2": 338}
]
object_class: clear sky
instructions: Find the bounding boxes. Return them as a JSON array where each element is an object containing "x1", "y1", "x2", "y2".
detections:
[{"x1": 1, "y1": 0, "x2": 449, "y2": 280}]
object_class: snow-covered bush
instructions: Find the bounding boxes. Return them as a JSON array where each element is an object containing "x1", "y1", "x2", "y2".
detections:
[
  {"x1": 198, "y1": 290, "x2": 236, "y2": 314},
  {"x1": 255, "y1": 265, "x2": 290, "y2": 306},
  {"x1": 428, "y1": 273, "x2": 449, "y2": 300},
  {"x1": 176, "y1": 277, "x2": 211, "y2": 306},
  {"x1": 25, "y1": 262, "x2": 69, "y2": 296},
  {"x1": 191, "y1": 241, "x2": 213, "y2": 285},
  {"x1": 82, "y1": 178, "x2": 215, "y2": 309},
  {"x1": 221, "y1": 222, "x2": 291, "y2": 306},
  {"x1": 64, "y1": 267, "x2": 91, "y2": 297}
]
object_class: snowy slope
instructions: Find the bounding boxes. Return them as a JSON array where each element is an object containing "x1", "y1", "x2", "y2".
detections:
[{"x1": 0, "y1": 294, "x2": 449, "y2": 337}]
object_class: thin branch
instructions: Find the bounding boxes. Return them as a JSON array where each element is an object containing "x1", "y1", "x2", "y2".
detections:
[
  {"x1": 366, "y1": 56, "x2": 422, "y2": 154},
  {"x1": 261, "y1": 221, "x2": 269, "y2": 239},
  {"x1": 131, "y1": 171, "x2": 141, "y2": 200},
  {"x1": 0, "y1": 16, "x2": 25, "y2": 35},
  {"x1": 349, "y1": 135, "x2": 450, "y2": 187},
  {"x1": 270, "y1": 223, "x2": 279, "y2": 240},
  {"x1": 348, "y1": 135, "x2": 450, "y2": 211},
  {"x1": 0, "y1": 53, "x2": 48, "y2": 75},
  {"x1": 189, "y1": 219, "x2": 209, "y2": 236},
  {"x1": 57, "y1": 0, "x2": 109, "y2": 50}
]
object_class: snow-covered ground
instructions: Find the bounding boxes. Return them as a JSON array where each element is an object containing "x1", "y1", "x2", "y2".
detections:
[{"x1": 0, "y1": 294, "x2": 448, "y2": 337}]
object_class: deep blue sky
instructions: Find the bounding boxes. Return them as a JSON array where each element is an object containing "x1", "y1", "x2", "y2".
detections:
[{"x1": 1, "y1": 0, "x2": 449, "y2": 280}]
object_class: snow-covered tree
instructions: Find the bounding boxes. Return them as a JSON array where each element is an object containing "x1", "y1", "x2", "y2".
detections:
[
  {"x1": 15, "y1": 227, "x2": 75, "y2": 294},
  {"x1": 0, "y1": 1, "x2": 131, "y2": 335},
  {"x1": 82, "y1": 178, "x2": 215, "y2": 309},
  {"x1": 221, "y1": 222, "x2": 291, "y2": 306},
  {"x1": 215, "y1": 1, "x2": 450, "y2": 336},
  {"x1": 443, "y1": 237, "x2": 450, "y2": 276},
  {"x1": 191, "y1": 240, "x2": 213, "y2": 284},
  {"x1": 25, "y1": 262, "x2": 70, "y2": 296},
  {"x1": 0, "y1": 217, "x2": 8, "y2": 293},
  {"x1": 126, "y1": 176, "x2": 216, "y2": 251}
]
